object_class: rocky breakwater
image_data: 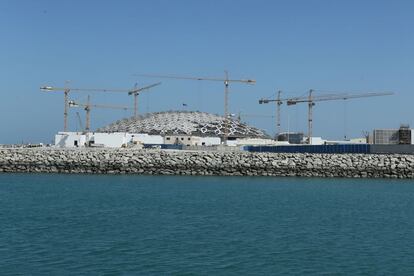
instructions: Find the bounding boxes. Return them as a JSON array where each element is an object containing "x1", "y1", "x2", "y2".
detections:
[{"x1": 1, "y1": 148, "x2": 414, "y2": 178}]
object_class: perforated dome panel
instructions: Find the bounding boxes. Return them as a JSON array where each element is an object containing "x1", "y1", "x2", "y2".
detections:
[{"x1": 97, "y1": 111, "x2": 269, "y2": 138}]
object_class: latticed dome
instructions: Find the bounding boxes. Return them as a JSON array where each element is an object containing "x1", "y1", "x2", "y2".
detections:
[{"x1": 97, "y1": 111, "x2": 269, "y2": 139}]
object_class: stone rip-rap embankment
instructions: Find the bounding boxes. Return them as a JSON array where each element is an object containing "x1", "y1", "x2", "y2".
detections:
[{"x1": 0, "y1": 148, "x2": 414, "y2": 178}]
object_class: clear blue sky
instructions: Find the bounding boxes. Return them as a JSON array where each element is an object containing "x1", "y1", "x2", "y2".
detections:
[{"x1": 0, "y1": 0, "x2": 413, "y2": 143}]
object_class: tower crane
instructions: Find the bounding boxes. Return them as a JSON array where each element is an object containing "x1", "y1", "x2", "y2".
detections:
[
  {"x1": 259, "y1": 90, "x2": 393, "y2": 144},
  {"x1": 128, "y1": 82, "x2": 161, "y2": 118},
  {"x1": 259, "y1": 90, "x2": 283, "y2": 135},
  {"x1": 40, "y1": 83, "x2": 160, "y2": 131},
  {"x1": 134, "y1": 71, "x2": 255, "y2": 145},
  {"x1": 68, "y1": 96, "x2": 132, "y2": 131},
  {"x1": 288, "y1": 90, "x2": 393, "y2": 144}
]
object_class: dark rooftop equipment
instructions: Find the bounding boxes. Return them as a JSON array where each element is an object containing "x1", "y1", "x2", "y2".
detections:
[
  {"x1": 277, "y1": 132, "x2": 304, "y2": 144},
  {"x1": 399, "y1": 124, "x2": 411, "y2": 145}
]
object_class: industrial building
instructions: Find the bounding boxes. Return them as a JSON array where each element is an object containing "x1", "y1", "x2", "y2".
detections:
[{"x1": 373, "y1": 125, "x2": 413, "y2": 145}]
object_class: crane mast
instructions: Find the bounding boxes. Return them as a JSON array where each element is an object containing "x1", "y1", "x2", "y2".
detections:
[
  {"x1": 85, "y1": 96, "x2": 91, "y2": 132},
  {"x1": 224, "y1": 71, "x2": 230, "y2": 144},
  {"x1": 307, "y1": 89, "x2": 314, "y2": 144},
  {"x1": 63, "y1": 88, "x2": 69, "y2": 131},
  {"x1": 259, "y1": 90, "x2": 285, "y2": 136},
  {"x1": 276, "y1": 90, "x2": 282, "y2": 135}
]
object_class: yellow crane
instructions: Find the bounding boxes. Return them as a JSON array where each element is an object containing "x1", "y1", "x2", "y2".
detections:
[
  {"x1": 68, "y1": 96, "x2": 132, "y2": 131},
  {"x1": 134, "y1": 71, "x2": 255, "y2": 144},
  {"x1": 260, "y1": 90, "x2": 394, "y2": 144},
  {"x1": 40, "y1": 82, "x2": 160, "y2": 130}
]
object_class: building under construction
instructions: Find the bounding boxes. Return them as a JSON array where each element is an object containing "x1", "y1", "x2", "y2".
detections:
[
  {"x1": 373, "y1": 125, "x2": 412, "y2": 145},
  {"x1": 54, "y1": 111, "x2": 282, "y2": 148}
]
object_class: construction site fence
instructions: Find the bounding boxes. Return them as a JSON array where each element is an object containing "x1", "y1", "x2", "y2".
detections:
[
  {"x1": 244, "y1": 144, "x2": 414, "y2": 154},
  {"x1": 143, "y1": 143, "x2": 414, "y2": 154},
  {"x1": 143, "y1": 144, "x2": 184, "y2": 150},
  {"x1": 370, "y1": 144, "x2": 414, "y2": 154},
  {"x1": 143, "y1": 144, "x2": 244, "y2": 151},
  {"x1": 244, "y1": 144, "x2": 370, "y2": 154}
]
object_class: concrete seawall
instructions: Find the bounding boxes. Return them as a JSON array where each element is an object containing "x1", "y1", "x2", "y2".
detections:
[{"x1": 1, "y1": 148, "x2": 414, "y2": 178}]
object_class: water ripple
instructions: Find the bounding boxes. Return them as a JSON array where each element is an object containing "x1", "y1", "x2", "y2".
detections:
[{"x1": 0, "y1": 174, "x2": 414, "y2": 274}]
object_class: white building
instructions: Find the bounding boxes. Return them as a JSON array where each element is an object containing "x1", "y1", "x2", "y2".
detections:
[
  {"x1": 55, "y1": 132, "x2": 87, "y2": 148},
  {"x1": 308, "y1": 137, "x2": 326, "y2": 145},
  {"x1": 349, "y1": 138, "x2": 367, "y2": 144},
  {"x1": 55, "y1": 132, "x2": 164, "y2": 148},
  {"x1": 163, "y1": 135, "x2": 221, "y2": 146},
  {"x1": 131, "y1": 133, "x2": 163, "y2": 145},
  {"x1": 88, "y1": 132, "x2": 130, "y2": 148},
  {"x1": 199, "y1": 137, "x2": 221, "y2": 146}
]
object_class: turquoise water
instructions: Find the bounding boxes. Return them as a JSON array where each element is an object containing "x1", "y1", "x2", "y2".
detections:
[{"x1": 1, "y1": 174, "x2": 414, "y2": 275}]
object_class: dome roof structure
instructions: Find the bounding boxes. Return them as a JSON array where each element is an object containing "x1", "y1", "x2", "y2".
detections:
[{"x1": 97, "y1": 111, "x2": 269, "y2": 139}]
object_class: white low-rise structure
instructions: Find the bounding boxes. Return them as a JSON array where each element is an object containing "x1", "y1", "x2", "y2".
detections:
[
  {"x1": 164, "y1": 135, "x2": 221, "y2": 146},
  {"x1": 164, "y1": 135, "x2": 201, "y2": 146},
  {"x1": 199, "y1": 137, "x2": 221, "y2": 146},
  {"x1": 55, "y1": 132, "x2": 87, "y2": 148},
  {"x1": 349, "y1": 138, "x2": 367, "y2": 144},
  {"x1": 55, "y1": 132, "x2": 295, "y2": 149},
  {"x1": 89, "y1": 132, "x2": 130, "y2": 148},
  {"x1": 55, "y1": 132, "x2": 165, "y2": 148},
  {"x1": 131, "y1": 133, "x2": 163, "y2": 145},
  {"x1": 309, "y1": 137, "x2": 326, "y2": 145}
]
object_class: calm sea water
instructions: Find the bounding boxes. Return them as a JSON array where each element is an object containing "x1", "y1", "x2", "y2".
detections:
[{"x1": 0, "y1": 174, "x2": 414, "y2": 275}]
